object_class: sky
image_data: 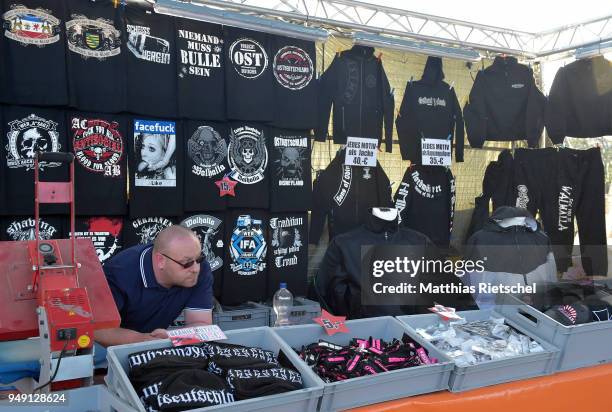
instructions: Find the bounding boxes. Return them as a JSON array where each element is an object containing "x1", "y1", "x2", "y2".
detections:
[{"x1": 366, "y1": 0, "x2": 611, "y2": 32}]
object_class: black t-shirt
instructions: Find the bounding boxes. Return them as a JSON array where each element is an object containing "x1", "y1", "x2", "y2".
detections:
[
  {"x1": 128, "y1": 118, "x2": 183, "y2": 218},
  {"x1": 183, "y1": 121, "x2": 228, "y2": 212},
  {"x1": 175, "y1": 18, "x2": 225, "y2": 121},
  {"x1": 65, "y1": 0, "x2": 126, "y2": 113},
  {"x1": 1, "y1": 0, "x2": 68, "y2": 106},
  {"x1": 222, "y1": 210, "x2": 269, "y2": 305},
  {"x1": 271, "y1": 36, "x2": 317, "y2": 130},
  {"x1": 224, "y1": 27, "x2": 274, "y2": 122},
  {"x1": 180, "y1": 213, "x2": 225, "y2": 300},
  {"x1": 0, "y1": 215, "x2": 65, "y2": 241},
  {"x1": 124, "y1": 5, "x2": 176, "y2": 118},
  {"x1": 267, "y1": 212, "x2": 309, "y2": 298},
  {"x1": 74, "y1": 216, "x2": 124, "y2": 264},
  {"x1": 226, "y1": 123, "x2": 269, "y2": 209},
  {"x1": 123, "y1": 216, "x2": 174, "y2": 248},
  {"x1": 269, "y1": 129, "x2": 312, "y2": 212},
  {"x1": 1, "y1": 106, "x2": 69, "y2": 215},
  {"x1": 68, "y1": 112, "x2": 127, "y2": 216}
]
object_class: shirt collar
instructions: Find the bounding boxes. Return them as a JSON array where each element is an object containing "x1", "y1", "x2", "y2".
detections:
[{"x1": 139, "y1": 245, "x2": 160, "y2": 289}]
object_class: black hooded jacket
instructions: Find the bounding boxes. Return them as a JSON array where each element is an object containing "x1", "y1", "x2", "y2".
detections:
[
  {"x1": 315, "y1": 212, "x2": 476, "y2": 319},
  {"x1": 396, "y1": 57, "x2": 464, "y2": 163},
  {"x1": 309, "y1": 148, "x2": 393, "y2": 244},
  {"x1": 464, "y1": 56, "x2": 546, "y2": 148},
  {"x1": 545, "y1": 56, "x2": 612, "y2": 143},
  {"x1": 315, "y1": 45, "x2": 394, "y2": 152}
]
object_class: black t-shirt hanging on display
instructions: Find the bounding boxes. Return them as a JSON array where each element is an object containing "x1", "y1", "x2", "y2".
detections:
[
  {"x1": 181, "y1": 213, "x2": 225, "y2": 300},
  {"x1": 269, "y1": 129, "x2": 312, "y2": 212},
  {"x1": 224, "y1": 27, "x2": 274, "y2": 122},
  {"x1": 1, "y1": 106, "x2": 68, "y2": 215},
  {"x1": 64, "y1": 0, "x2": 126, "y2": 113},
  {"x1": 222, "y1": 210, "x2": 268, "y2": 305},
  {"x1": 175, "y1": 17, "x2": 225, "y2": 121},
  {"x1": 267, "y1": 212, "x2": 309, "y2": 298},
  {"x1": 183, "y1": 121, "x2": 228, "y2": 212},
  {"x1": 271, "y1": 36, "x2": 317, "y2": 130},
  {"x1": 74, "y1": 216, "x2": 124, "y2": 264},
  {"x1": 128, "y1": 118, "x2": 183, "y2": 218},
  {"x1": 226, "y1": 123, "x2": 269, "y2": 209},
  {"x1": 0, "y1": 216, "x2": 64, "y2": 241},
  {"x1": 124, "y1": 4, "x2": 176, "y2": 118},
  {"x1": 1, "y1": 0, "x2": 68, "y2": 106},
  {"x1": 123, "y1": 216, "x2": 174, "y2": 248},
  {"x1": 69, "y1": 112, "x2": 127, "y2": 216}
]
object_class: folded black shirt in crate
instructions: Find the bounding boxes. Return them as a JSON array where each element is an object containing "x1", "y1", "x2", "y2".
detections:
[
  {"x1": 127, "y1": 342, "x2": 304, "y2": 411},
  {"x1": 296, "y1": 334, "x2": 438, "y2": 383},
  {"x1": 415, "y1": 318, "x2": 544, "y2": 366}
]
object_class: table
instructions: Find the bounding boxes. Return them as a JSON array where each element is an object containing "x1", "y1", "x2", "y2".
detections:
[{"x1": 353, "y1": 363, "x2": 612, "y2": 412}]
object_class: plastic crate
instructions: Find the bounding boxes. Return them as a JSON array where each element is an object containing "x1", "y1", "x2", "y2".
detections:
[
  {"x1": 0, "y1": 385, "x2": 137, "y2": 411},
  {"x1": 257, "y1": 298, "x2": 321, "y2": 327},
  {"x1": 105, "y1": 327, "x2": 323, "y2": 412},
  {"x1": 213, "y1": 302, "x2": 270, "y2": 331},
  {"x1": 272, "y1": 316, "x2": 453, "y2": 411},
  {"x1": 397, "y1": 309, "x2": 559, "y2": 392},
  {"x1": 497, "y1": 294, "x2": 612, "y2": 371}
]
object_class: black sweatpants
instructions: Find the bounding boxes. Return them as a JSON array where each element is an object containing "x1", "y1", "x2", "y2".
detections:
[{"x1": 514, "y1": 147, "x2": 607, "y2": 276}]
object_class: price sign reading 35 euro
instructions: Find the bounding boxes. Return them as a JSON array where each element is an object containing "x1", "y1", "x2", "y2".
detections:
[{"x1": 421, "y1": 138, "x2": 451, "y2": 166}]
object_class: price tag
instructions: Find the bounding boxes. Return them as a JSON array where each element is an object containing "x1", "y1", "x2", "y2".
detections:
[
  {"x1": 167, "y1": 325, "x2": 227, "y2": 346},
  {"x1": 313, "y1": 309, "x2": 350, "y2": 336},
  {"x1": 421, "y1": 138, "x2": 451, "y2": 166},
  {"x1": 344, "y1": 137, "x2": 378, "y2": 167},
  {"x1": 428, "y1": 304, "x2": 464, "y2": 322}
]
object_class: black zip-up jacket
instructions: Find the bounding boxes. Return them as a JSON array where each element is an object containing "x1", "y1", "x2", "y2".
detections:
[
  {"x1": 464, "y1": 56, "x2": 546, "y2": 148},
  {"x1": 545, "y1": 56, "x2": 612, "y2": 143},
  {"x1": 315, "y1": 45, "x2": 394, "y2": 152},
  {"x1": 396, "y1": 57, "x2": 464, "y2": 163},
  {"x1": 315, "y1": 212, "x2": 476, "y2": 319},
  {"x1": 309, "y1": 149, "x2": 392, "y2": 244}
]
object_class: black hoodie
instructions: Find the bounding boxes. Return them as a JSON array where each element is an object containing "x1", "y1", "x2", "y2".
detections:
[
  {"x1": 464, "y1": 56, "x2": 545, "y2": 148},
  {"x1": 396, "y1": 57, "x2": 464, "y2": 163},
  {"x1": 309, "y1": 148, "x2": 392, "y2": 244},
  {"x1": 545, "y1": 56, "x2": 612, "y2": 143},
  {"x1": 315, "y1": 45, "x2": 394, "y2": 152}
]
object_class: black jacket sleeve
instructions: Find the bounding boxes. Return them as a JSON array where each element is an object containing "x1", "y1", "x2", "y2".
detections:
[
  {"x1": 308, "y1": 172, "x2": 329, "y2": 244},
  {"x1": 451, "y1": 88, "x2": 465, "y2": 162},
  {"x1": 464, "y1": 70, "x2": 487, "y2": 148},
  {"x1": 380, "y1": 60, "x2": 394, "y2": 153},
  {"x1": 525, "y1": 68, "x2": 546, "y2": 148},
  {"x1": 314, "y1": 238, "x2": 349, "y2": 315},
  {"x1": 545, "y1": 66, "x2": 568, "y2": 144},
  {"x1": 315, "y1": 55, "x2": 339, "y2": 142},
  {"x1": 376, "y1": 164, "x2": 393, "y2": 207}
]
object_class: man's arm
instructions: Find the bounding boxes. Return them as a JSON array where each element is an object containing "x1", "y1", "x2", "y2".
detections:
[
  {"x1": 94, "y1": 327, "x2": 158, "y2": 347},
  {"x1": 184, "y1": 308, "x2": 213, "y2": 327}
]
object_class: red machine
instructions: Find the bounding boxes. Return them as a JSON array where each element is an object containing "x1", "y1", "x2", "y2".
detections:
[{"x1": 0, "y1": 152, "x2": 120, "y2": 391}]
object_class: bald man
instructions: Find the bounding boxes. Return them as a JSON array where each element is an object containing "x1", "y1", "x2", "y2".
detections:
[{"x1": 95, "y1": 225, "x2": 213, "y2": 347}]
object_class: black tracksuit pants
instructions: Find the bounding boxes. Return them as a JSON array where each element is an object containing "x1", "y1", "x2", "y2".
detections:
[{"x1": 514, "y1": 147, "x2": 607, "y2": 276}]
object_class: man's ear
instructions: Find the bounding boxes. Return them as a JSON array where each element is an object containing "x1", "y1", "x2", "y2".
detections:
[{"x1": 152, "y1": 251, "x2": 165, "y2": 269}]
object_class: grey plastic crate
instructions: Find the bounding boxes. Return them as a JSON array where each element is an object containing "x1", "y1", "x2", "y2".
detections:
[
  {"x1": 272, "y1": 316, "x2": 453, "y2": 411},
  {"x1": 0, "y1": 385, "x2": 137, "y2": 412},
  {"x1": 257, "y1": 298, "x2": 321, "y2": 327},
  {"x1": 497, "y1": 294, "x2": 612, "y2": 371},
  {"x1": 397, "y1": 309, "x2": 559, "y2": 392},
  {"x1": 105, "y1": 327, "x2": 323, "y2": 412},
  {"x1": 213, "y1": 302, "x2": 270, "y2": 331}
]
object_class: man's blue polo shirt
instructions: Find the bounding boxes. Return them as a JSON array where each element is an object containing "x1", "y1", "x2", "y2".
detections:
[{"x1": 103, "y1": 243, "x2": 213, "y2": 333}]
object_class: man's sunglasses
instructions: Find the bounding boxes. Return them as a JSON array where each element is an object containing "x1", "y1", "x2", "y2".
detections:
[{"x1": 161, "y1": 253, "x2": 204, "y2": 269}]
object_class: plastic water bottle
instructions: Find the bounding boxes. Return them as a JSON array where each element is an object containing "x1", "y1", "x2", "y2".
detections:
[{"x1": 273, "y1": 283, "x2": 293, "y2": 327}]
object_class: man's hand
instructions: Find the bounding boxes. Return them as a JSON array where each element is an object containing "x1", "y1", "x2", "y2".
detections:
[{"x1": 149, "y1": 328, "x2": 169, "y2": 339}]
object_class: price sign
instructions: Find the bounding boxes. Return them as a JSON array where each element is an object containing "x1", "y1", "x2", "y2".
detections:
[
  {"x1": 421, "y1": 138, "x2": 451, "y2": 166},
  {"x1": 344, "y1": 137, "x2": 378, "y2": 167},
  {"x1": 313, "y1": 310, "x2": 350, "y2": 336},
  {"x1": 168, "y1": 325, "x2": 227, "y2": 346}
]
